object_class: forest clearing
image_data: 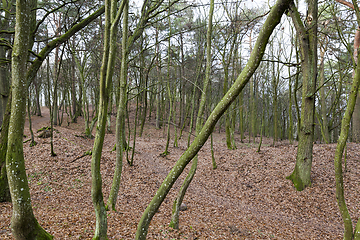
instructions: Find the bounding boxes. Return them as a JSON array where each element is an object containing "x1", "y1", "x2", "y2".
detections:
[{"x1": 0, "y1": 107, "x2": 359, "y2": 239}]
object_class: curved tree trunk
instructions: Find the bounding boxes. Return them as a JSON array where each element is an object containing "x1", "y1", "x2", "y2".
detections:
[
  {"x1": 91, "y1": 0, "x2": 119, "y2": 238},
  {"x1": 169, "y1": 0, "x2": 214, "y2": 229},
  {"x1": 135, "y1": 1, "x2": 291, "y2": 238},
  {"x1": 334, "y1": 40, "x2": 360, "y2": 240}
]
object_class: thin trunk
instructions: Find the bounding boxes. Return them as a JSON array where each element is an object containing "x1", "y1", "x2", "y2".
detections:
[
  {"x1": 0, "y1": 91, "x2": 11, "y2": 202},
  {"x1": 334, "y1": 40, "x2": 360, "y2": 240},
  {"x1": 155, "y1": 26, "x2": 162, "y2": 129},
  {"x1": 162, "y1": 8, "x2": 173, "y2": 157},
  {"x1": 27, "y1": 93, "x2": 36, "y2": 147},
  {"x1": 169, "y1": 0, "x2": 214, "y2": 229},
  {"x1": 91, "y1": 0, "x2": 122, "y2": 237},
  {"x1": 319, "y1": 42, "x2": 330, "y2": 143},
  {"x1": 106, "y1": 0, "x2": 128, "y2": 212}
]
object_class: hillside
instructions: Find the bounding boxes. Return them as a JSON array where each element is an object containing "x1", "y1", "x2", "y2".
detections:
[{"x1": 1, "y1": 107, "x2": 359, "y2": 239}]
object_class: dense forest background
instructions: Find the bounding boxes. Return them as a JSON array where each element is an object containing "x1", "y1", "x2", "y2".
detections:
[{"x1": 0, "y1": 0, "x2": 360, "y2": 239}]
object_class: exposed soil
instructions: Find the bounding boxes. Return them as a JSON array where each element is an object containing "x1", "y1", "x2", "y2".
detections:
[{"x1": 1, "y1": 106, "x2": 359, "y2": 239}]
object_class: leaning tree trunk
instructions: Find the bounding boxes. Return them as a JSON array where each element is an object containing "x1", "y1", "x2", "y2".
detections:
[
  {"x1": 135, "y1": 1, "x2": 291, "y2": 238},
  {"x1": 334, "y1": 36, "x2": 360, "y2": 240},
  {"x1": 6, "y1": 0, "x2": 53, "y2": 238},
  {"x1": 169, "y1": 0, "x2": 214, "y2": 229},
  {"x1": 286, "y1": 0, "x2": 318, "y2": 191},
  {"x1": 334, "y1": 1, "x2": 360, "y2": 238}
]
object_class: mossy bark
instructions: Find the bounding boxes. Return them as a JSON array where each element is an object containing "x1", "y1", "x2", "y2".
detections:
[
  {"x1": 0, "y1": 91, "x2": 11, "y2": 202},
  {"x1": 334, "y1": 44, "x2": 360, "y2": 240},
  {"x1": 286, "y1": 0, "x2": 318, "y2": 191},
  {"x1": 107, "y1": 0, "x2": 128, "y2": 211},
  {"x1": 0, "y1": 0, "x2": 12, "y2": 128},
  {"x1": 6, "y1": 0, "x2": 53, "y2": 238},
  {"x1": 90, "y1": 0, "x2": 118, "y2": 238},
  {"x1": 135, "y1": 1, "x2": 291, "y2": 238}
]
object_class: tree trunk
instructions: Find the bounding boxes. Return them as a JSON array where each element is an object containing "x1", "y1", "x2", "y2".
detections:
[
  {"x1": 6, "y1": 0, "x2": 53, "y2": 238},
  {"x1": 334, "y1": 40, "x2": 360, "y2": 240},
  {"x1": 90, "y1": 0, "x2": 119, "y2": 238},
  {"x1": 169, "y1": 0, "x2": 214, "y2": 229},
  {"x1": 107, "y1": 0, "x2": 128, "y2": 211},
  {"x1": 319, "y1": 41, "x2": 330, "y2": 143},
  {"x1": 0, "y1": 91, "x2": 11, "y2": 202},
  {"x1": 0, "y1": 0, "x2": 12, "y2": 128},
  {"x1": 286, "y1": 0, "x2": 318, "y2": 191},
  {"x1": 135, "y1": 1, "x2": 291, "y2": 238}
]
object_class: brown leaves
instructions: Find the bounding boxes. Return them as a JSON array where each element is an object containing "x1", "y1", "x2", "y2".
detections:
[{"x1": 0, "y1": 107, "x2": 359, "y2": 239}]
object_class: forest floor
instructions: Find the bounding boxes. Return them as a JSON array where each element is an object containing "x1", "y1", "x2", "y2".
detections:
[{"x1": 1, "y1": 106, "x2": 360, "y2": 240}]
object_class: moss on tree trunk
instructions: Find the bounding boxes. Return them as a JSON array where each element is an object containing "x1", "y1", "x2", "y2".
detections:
[{"x1": 286, "y1": 0, "x2": 318, "y2": 191}]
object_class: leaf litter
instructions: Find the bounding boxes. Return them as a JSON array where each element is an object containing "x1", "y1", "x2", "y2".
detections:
[{"x1": 0, "y1": 107, "x2": 359, "y2": 239}]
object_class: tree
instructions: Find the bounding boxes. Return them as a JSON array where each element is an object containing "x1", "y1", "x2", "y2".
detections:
[
  {"x1": 135, "y1": 0, "x2": 291, "y2": 238},
  {"x1": 333, "y1": 0, "x2": 360, "y2": 142},
  {"x1": 0, "y1": 0, "x2": 13, "y2": 127},
  {"x1": 0, "y1": 91, "x2": 11, "y2": 202},
  {"x1": 286, "y1": 0, "x2": 318, "y2": 191},
  {"x1": 1, "y1": 0, "x2": 105, "y2": 236},
  {"x1": 5, "y1": 0, "x2": 53, "y2": 238},
  {"x1": 332, "y1": 1, "x2": 360, "y2": 238},
  {"x1": 169, "y1": 0, "x2": 214, "y2": 229},
  {"x1": 90, "y1": 0, "x2": 124, "y2": 237}
]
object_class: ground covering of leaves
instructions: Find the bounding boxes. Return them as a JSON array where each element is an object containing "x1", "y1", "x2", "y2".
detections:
[{"x1": 1, "y1": 107, "x2": 359, "y2": 239}]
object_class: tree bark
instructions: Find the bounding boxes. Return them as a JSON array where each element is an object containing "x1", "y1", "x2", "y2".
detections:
[
  {"x1": 0, "y1": 91, "x2": 11, "y2": 202},
  {"x1": 107, "y1": 0, "x2": 128, "y2": 211},
  {"x1": 6, "y1": 0, "x2": 53, "y2": 238},
  {"x1": 286, "y1": 0, "x2": 318, "y2": 191},
  {"x1": 334, "y1": 37, "x2": 360, "y2": 240},
  {"x1": 90, "y1": 0, "x2": 117, "y2": 238}
]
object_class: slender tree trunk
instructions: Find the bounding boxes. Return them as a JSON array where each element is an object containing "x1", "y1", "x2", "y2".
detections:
[
  {"x1": 0, "y1": 91, "x2": 11, "y2": 202},
  {"x1": 27, "y1": 93, "x2": 37, "y2": 147},
  {"x1": 6, "y1": 0, "x2": 53, "y2": 238},
  {"x1": 135, "y1": 1, "x2": 290, "y2": 238},
  {"x1": 107, "y1": 0, "x2": 128, "y2": 211},
  {"x1": 319, "y1": 41, "x2": 330, "y2": 143},
  {"x1": 33, "y1": 76, "x2": 42, "y2": 116},
  {"x1": 169, "y1": 0, "x2": 214, "y2": 229},
  {"x1": 334, "y1": 37, "x2": 360, "y2": 240},
  {"x1": 155, "y1": 26, "x2": 162, "y2": 130},
  {"x1": 162, "y1": 7, "x2": 173, "y2": 156},
  {"x1": 91, "y1": 0, "x2": 121, "y2": 237},
  {"x1": 286, "y1": 0, "x2": 318, "y2": 191}
]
